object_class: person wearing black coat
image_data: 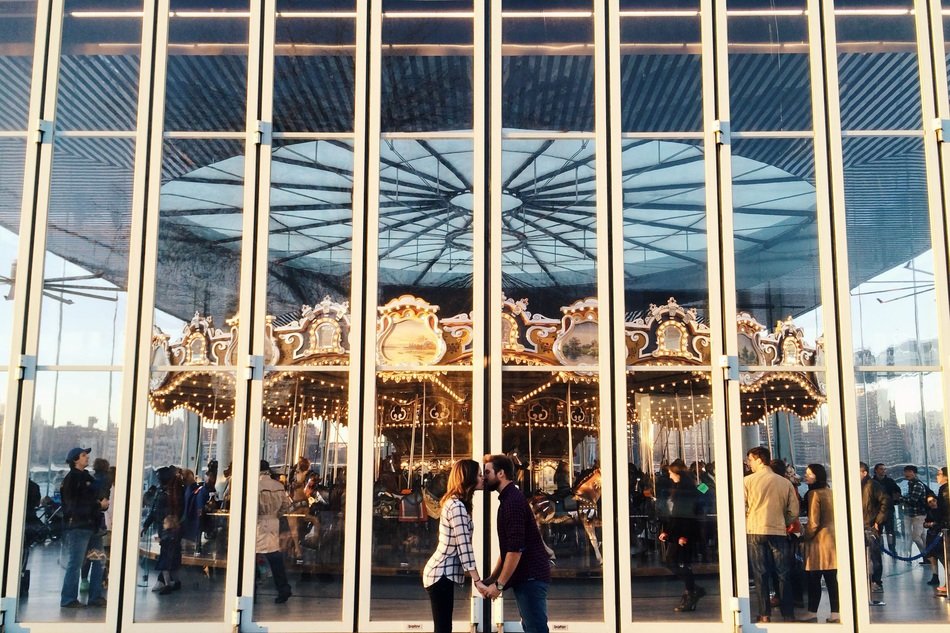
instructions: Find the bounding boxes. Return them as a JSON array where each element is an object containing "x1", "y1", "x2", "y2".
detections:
[
  {"x1": 142, "y1": 466, "x2": 184, "y2": 594},
  {"x1": 60, "y1": 447, "x2": 108, "y2": 608},
  {"x1": 658, "y1": 459, "x2": 706, "y2": 612}
]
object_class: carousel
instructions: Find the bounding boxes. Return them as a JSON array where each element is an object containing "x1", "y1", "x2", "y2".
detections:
[
  {"x1": 148, "y1": 294, "x2": 825, "y2": 485},
  {"x1": 147, "y1": 294, "x2": 825, "y2": 567}
]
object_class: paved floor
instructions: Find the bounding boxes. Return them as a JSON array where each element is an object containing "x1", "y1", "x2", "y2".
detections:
[{"x1": 12, "y1": 540, "x2": 950, "y2": 626}]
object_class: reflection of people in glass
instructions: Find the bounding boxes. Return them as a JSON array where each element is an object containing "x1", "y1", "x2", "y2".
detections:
[
  {"x1": 872, "y1": 463, "x2": 900, "y2": 549},
  {"x1": 800, "y1": 464, "x2": 838, "y2": 623},
  {"x1": 423, "y1": 459, "x2": 484, "y2": 633},
  {"x1": 859, "y1": 462, "x2": 889, "y2": 593},
  {"x1": 923, "y1": 467, "x2": 948, "y2": 589},
  {"x1": 901, "y1": 465, "x2": 928, "y2": 558},
  {"x1": 142, "y1": 465, "x2": 183, "y2": 595},
  {"x1": 658, "y1": 458, "x2": 706, "y2": 612},
  {"x1": 744, "y1": 446, "x2": 798, "y2": 623},
  {"x1": 60, "y1": 447, "x2": 109, "y2": 608},
  {"x1": 257, "y1": 460, "x2": 293, "y2": 603}
]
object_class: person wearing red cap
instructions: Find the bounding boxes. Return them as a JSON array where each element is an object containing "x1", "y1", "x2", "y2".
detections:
[{"x1": 60, "y1": 447, "x2": 108, "y2": 608}]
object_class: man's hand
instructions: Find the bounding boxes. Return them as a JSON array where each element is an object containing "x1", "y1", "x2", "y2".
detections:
[
  {"x1": 658, "y1": 532, "x2": 668, "y2": 542},
  {"x1": 99, "y1": 498, "x2": 110, "y2": 510},
  {"x1": 677, "y1": 536, "x2": 688, "y2": 546},
  {"x1": 483, "y1": 583, "x2": 502, "y2": 600}
]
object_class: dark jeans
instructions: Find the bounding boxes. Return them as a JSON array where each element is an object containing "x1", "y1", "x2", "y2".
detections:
[
  {"x1": 61, "y1": 528, "x2": 103, "y2": 606},
  {"x1": 263, "y1": 551, "x2": 291, "y2": 596},
  {"x1": 513, "y1": 579, "x2": 549, "y2": 633},
  {"x1": 865, "y1": 529, "x2": 883, "y2": 583},
  {"x1": 426, "y1": 576, "x2": 455, "y2": 633},
  {"x1": 748, "y1": 534, "x2": 793, "y2": 619},
  {"x1": 806, "y1": 569, "x2": 839, "y2": 613}
]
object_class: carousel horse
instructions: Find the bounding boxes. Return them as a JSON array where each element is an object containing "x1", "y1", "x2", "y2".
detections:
[
  {"x1": 529, "y1": 468, "x2": 603, "y2": 564},
  {"x1": 421, "y1": 471, "x2": 448, "y2": 520}
]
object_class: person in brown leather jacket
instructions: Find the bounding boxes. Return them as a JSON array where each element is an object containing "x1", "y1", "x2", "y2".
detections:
[{"x1": 860, "y1": 462, "x2": 891, "y2": 592}]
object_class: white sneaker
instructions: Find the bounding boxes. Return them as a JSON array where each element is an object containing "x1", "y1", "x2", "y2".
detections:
[{"x1": 151, "y1": 581, "x2": 166, "y2": 592}]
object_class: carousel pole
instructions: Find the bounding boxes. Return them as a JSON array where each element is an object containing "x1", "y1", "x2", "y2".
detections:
[
  {"x1": 784, "y1": 411, "x2": 796, "y2": 468},
  {"x1": 408, "y1": 398, "x2": 418, "y2": 490},
  {"x1": 567, "y1": 383, "x2": 574, "y2": 480},
  {"x1": 420, "y1": 382, "x2": 427, "y2": 485},
  {"x1": 331, "y1": 417, "x2": 341, "y2": 484},
  {"x1": 322, "y1": 415, "x2": 331, "y2": 485},
  {"x1": 675, "y1": 393, "x2": 684, "y2": 460}
]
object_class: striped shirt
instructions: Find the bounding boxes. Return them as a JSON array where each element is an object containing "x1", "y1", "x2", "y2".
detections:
[{"x1": 423, "y1": 497, "x2": 476, "y2": 587}]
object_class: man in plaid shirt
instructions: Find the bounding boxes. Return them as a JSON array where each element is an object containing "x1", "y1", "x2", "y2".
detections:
[
  {"x1": 479, "y1": 454, "x2": 550, "y2": 633},
  {"x1": 902, "y1": 465, "x2": 929, "y2": 559}
]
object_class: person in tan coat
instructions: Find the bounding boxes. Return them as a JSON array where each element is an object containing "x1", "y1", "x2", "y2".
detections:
[
  {"x1": 257, "y1": 460, "x2": 293, "y2": 603},
  {"x1": 801, "y1": 464, "x2": 838, "y2": 623}
]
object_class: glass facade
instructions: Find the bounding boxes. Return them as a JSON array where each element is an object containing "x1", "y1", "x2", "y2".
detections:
[{"x1": 1, "y1": 2, "x2": 950, "y2": 632}]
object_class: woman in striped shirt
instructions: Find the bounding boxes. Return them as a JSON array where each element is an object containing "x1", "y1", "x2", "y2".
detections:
[{"x1": 423, "y1": 459, "x2": 484, "y2": 633}]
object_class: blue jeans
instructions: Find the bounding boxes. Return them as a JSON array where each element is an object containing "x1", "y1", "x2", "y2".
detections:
[
  {"x1": 748, "y1": 534, "x2": 792, "y2": 619},
  {"x1": 61, "y1": 528, "x2": 104, "y2": 605},
  {"x1": 512, "y1": 579, "x2": 549, "y2": 633}
]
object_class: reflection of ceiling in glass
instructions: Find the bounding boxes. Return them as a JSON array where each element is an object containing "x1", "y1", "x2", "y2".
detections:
[
  {"x1": 157, "y1": 136, "x2": 815, "y2": 294},
  {"x1": 0, "y1": 48, "x2": 935, "y2": 321}
]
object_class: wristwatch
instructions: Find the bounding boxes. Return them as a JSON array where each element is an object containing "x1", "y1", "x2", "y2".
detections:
[{"x1": 495, "y1": 581, "x2": 505, "y2": 591}]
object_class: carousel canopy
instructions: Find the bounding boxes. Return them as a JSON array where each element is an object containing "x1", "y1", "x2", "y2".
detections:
[{"x1": 149, "y1": 296, "x2": 824, "y2": 427}]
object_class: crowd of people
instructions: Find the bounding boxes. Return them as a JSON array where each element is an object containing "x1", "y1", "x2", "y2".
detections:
[
  {"x1": 743, "y1": 448, "x2": 949, "y2": 623},
  {"x1": 20, "y1": 441, "x2": 948, "y2": 628}
]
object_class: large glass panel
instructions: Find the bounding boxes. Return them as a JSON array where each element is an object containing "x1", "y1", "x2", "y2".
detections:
[
  {"x1": 619, "y1": 7, "x2": 702, "y2": 133},
  {"x1": 136, "y1": 135, "x2": 246, "y2": 622},
  {"x1": 0, "y1": 139, "x2": 26, "y2": 365},
  {"x1": 500, "y1": 369, "x2": 603, "y2": 622},
  {"x1": 835, "y1": 4, "x2": 921, "y2": 131},
  {"x1": 502, "y1": 3, "x2": 594, "y2": 132},
  {"x1": 369, "y1": 371, "x2": 473, "y2": 620},
  {"x1": 17, "y1": 370, "x2": 120, "y2": 622},
  {"x1": 628, "y1": 370, "x2": 721, "y2": 620},
  {"x1": 501, "y1": 138, "x2": 597, "y2": 361},
  {"x1": 842, "y1": 138, "x2": 936, "y2": 363},
  {"x1": 377, "y1": 138, "x2": 474, "y2": 318},
  {"x1": 56, "y1": 2, "x2": 142, "y2": 131},
  {"x1": 273, "y1": 1, "x2": 356, "y2": 133},
  {"x1": 727, "y1": 6, "x2": 811, "y2": 132},
  {"x1": 0, "y1": 0, "x2": 36, "y2": 130},
  {"x1": 621, "y1": 139, "x2": 708, "y2": 315},
  {"x1": 37, "y1": 137, "x2": 134, "y2": 365},
  {"x1": 135, "y1": 375, "x2": 235, "y2": 622},
  {"x1": 252, "y1": 369, "x2": 349, "y2": 620},
  {"x1": 155, "y1": 139, "x2": 245, "y2": 324},
  {"x1": 731, "y1": 138, "x2": 821, "y2": 335},
  {"x1": 740, "y1": 369, "x2": 836, "y2": 624},
  {"x1": 853, "y1": 371, "x2": 947, "y2": 623},
  {"x1": 164, "y1": 1, "x2": 249, "y2": 132},
  {"x1": 381, "y1": 2, "x2": 473, "y2": 132},
  {"x1": 267, "y1": 139, "x2": 353, "y2": 318}
]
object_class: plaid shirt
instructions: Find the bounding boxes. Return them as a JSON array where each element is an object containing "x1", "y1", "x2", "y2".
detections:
[
  {"x1": 423, "y1": 497, "x2": 476, "y2": 587},
  {"x1": 904, "y1": 478, "x2": 928, "y2": 517},
  {"x1": 497, "y1": 483, "x2": 551, "y2": 588}
]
